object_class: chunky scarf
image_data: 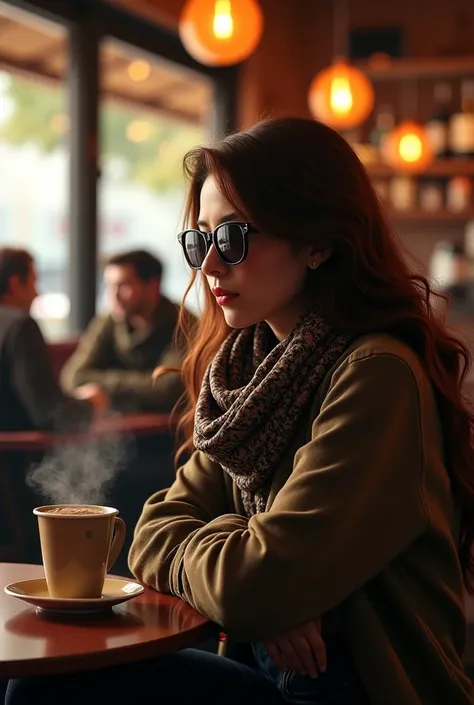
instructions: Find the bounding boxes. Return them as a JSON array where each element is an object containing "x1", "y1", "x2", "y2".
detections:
[{"x1": 193, "y1": 310, "x2": 353, "y2": 516}]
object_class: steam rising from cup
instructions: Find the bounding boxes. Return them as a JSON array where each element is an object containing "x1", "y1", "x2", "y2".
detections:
[{"x1": 26, "y1": 428, "x2": 132, "y2": 505}]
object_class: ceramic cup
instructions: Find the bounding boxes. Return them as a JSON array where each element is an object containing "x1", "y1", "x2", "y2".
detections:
[{"x1": 33, "y1": 505, "x2": 126, "y2": 599}]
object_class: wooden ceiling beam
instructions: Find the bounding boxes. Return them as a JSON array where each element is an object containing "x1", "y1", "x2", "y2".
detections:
[
  {"x1": 0, "y1": 51, "x2": 204, "y2": 124},
  {"x1": 106, "y1": 0, "x2": 184, "y2": 30}
]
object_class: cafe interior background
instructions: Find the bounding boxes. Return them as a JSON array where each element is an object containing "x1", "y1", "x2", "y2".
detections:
[
  {"x1": 0, "y1": 0, "x2": 474, "y2": 675},
  {"x1": 0, "y1": 0, "x2": 473, "y2": 347}
]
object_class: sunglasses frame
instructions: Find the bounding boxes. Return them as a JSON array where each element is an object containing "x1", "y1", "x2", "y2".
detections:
[{"x1": 177, "y1": 221, "x2": 257, "y2": 270}]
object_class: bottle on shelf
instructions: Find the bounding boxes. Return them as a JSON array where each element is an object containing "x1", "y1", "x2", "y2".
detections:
[
  {"x1": 425, "y1": 82, "x2": 453, "y2": 159},
  {"x1": 430, "y1": 238, "x2": 474, "y2": 315},
  {"x1": 419, "y1": 180, "x2": 444, "y2": 213},
  {"x1": 388, "y1": 175, "x2": 417, "y2": 212},
  {"x1": 464, "y1": 220, "x2": 474, "y2": 262},
  {"x1": 446, "y1": 176, "x2": 472, "y2": 212},
  {"x1": 429, "y1": 239, "x2": 470, "y2": 293},
  {"x1": 369, "y1": 104, "x2": 395, "y2": 158},
  {"x1": 450, "y1": 80, "x2": 474, "y2": 158}
]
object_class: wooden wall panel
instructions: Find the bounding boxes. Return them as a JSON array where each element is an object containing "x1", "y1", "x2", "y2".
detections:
[
  {"x1": 113, "y1": 0, "x2": 474, "y2": 126},
  {"x1": 338, "y1": 0, "x2": 474, "y2": 57},
  {"x1": 236, "y1": 0, "x2": 315, "y2": 127},
  {"x1": 111, "y1": 0, "x2": 474, "y2": 346}
]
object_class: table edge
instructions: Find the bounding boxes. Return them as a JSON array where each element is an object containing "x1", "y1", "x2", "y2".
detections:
[
  {"x1": 0, "y1": 620, "x2": 217, "y2": 678},
  {"x1": 0, "y1": 413, "x2": 176, "y2": 451}
]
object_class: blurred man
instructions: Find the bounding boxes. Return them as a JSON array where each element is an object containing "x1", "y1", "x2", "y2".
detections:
[
  {"x1": 0, "y1": 248, "x2": 106, "y2": 431},
  {"x1": 61, "y1": 249, "x2": 190, "y2": 413}
]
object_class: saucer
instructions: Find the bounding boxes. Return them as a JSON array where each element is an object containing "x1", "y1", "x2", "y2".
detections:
[{"x1": 4, "y1": 577, "x2": 145, "y2": 615}]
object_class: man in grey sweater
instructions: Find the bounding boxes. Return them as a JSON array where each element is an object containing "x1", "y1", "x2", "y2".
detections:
[{"x1": 0, "y1": 248, "x2": 106, "y2": 431}]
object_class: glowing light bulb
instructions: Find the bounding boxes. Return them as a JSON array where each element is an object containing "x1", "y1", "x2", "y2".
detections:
[
  {"x1": 329, "y1": 76, "x2": 353, "y2": 115},
  {"x1": 126, "y1": 121, "x2": 152, "y2": 143},
  {"x1": 213, "y1": 0, "x2": 234, "y2": 39},
  {"x1": 128, "y1": 60, "x2": 151, "y2": 82},
  {"x1": 398, "y1": 133, "x2": 423, "y2": 162},
  {"x1": 179, "y1": 0, "x2": 262, "y2": 66},
  {"x1": 383, "y1": 121, "x2": 433, "y2": 172}
]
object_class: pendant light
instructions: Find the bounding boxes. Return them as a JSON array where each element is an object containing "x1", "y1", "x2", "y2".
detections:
[
  {"x1": 179, "y1": 0, "x2": 264, "y2": 67},
  {"x1": 382, "y1": 80, "x2": 433, "y2": 172},
  {"x1": 308, "y1": 0, "x2": 374, "y2": 131}
]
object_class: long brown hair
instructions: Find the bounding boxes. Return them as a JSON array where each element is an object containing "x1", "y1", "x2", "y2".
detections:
[{"x1": 165, "y1": 117, "x2": 474, "y2": 589}]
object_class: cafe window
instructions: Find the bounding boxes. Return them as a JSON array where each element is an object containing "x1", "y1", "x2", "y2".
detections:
[
  {"x1": 0, "y1": 0, "x2": 235, "y2": 334},
  {"x1": 98, "y1": 40, "x2": 213, "y2": 313},
  {"x1": 0, "y1": 1, "x2": 70, "y2": 339}
]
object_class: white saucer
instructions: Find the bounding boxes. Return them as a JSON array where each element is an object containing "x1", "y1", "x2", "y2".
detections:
[{"x1": 4, "y1": 576, "x2": 145, "y2": 615}]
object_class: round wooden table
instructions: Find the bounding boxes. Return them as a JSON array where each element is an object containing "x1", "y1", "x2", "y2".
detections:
[{"x1": 0, "y1": 563, "x2": 216, "y2": 678}]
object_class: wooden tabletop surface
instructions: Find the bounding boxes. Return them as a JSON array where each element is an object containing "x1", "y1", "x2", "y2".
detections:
[{"x1": 0, "y1": 563, "x2": 215, "y2": 678}]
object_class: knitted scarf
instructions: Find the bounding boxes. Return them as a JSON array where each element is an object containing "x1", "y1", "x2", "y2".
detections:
[{"x1": 193, "y1": 310, "x2": 353, "y2": 516}]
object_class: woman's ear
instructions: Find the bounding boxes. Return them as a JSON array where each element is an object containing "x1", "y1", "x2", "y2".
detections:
[{"x1": 308, "y1": 248, "x2": 332, "y2": 270}]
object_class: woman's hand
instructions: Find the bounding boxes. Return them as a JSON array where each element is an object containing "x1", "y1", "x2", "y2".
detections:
[{"x1": 262, "y1": 618, "x2": 326, "y2": 679}]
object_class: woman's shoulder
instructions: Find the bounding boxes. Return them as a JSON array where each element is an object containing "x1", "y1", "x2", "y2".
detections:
[
  {"x1": 307, "y1": 333, "x2": 439, "y2": 443},
  {"x1": 324, "y1": 333, "x2": 430, "y2": 397},
  {"x1": 345, "y1": 333, "x2": 423, "y2": 370}
]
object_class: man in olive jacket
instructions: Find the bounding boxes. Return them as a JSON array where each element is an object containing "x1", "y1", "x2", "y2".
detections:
[{"x1": 61, "y1": 250, "x2": 191, "y2": 413}]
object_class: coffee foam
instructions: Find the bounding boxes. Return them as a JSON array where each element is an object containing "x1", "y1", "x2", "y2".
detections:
[{"x1": 43, "y1": 507, "x2": 106, "y2": 516}]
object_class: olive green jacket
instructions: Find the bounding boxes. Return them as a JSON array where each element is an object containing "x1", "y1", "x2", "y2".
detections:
[
  {"x1": 129, "y1": 334, "x2": 474, "y2": 704},
  {"x1": 61, "y1": 296, "x2": 187, "y2": 412}
]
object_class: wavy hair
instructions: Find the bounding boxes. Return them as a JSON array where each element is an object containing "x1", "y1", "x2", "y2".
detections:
[{"x1": 161, "y1": 117, "x2": 474, "y2": 590}]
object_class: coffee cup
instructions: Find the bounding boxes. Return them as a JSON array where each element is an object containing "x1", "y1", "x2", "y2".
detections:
[{"x1": 33, "y1": 504, "x2": 126, "y2": 599}]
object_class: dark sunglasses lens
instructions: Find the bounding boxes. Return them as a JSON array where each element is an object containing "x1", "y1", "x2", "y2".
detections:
[
  {"x1": 216, "y1": 223, "x2": 245, "y2": 264},
  {"x1": 184, "y1": 231, "x2": 207, "y2": 268}
]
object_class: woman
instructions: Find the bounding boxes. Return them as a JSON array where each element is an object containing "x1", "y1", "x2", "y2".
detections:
[{"x1": 6, "y1": 117, "x2": 474, "y2": 704}]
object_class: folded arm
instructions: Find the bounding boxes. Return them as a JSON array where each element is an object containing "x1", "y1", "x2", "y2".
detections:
[
  {"x1": 129, "y1": 450, "x2": 232, "y2": 593},
  {"x1": 60, "y1": 316, "x2": 115, "y2": 391},
  {"x1": 165, "y1": 354, "x2": 429, "y2": 639},
  {"x1": 61, "y1": 318, "x2": 183, "y2": 411}
]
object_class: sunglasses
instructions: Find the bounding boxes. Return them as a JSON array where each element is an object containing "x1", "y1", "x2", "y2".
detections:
[{"x1": 177, "y1": 221, "x2": 258, "y2": 270}]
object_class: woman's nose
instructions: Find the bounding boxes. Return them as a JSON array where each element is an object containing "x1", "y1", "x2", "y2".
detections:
[{"x1": 201, "y1": 244, "x2": 228, "y2": 277}]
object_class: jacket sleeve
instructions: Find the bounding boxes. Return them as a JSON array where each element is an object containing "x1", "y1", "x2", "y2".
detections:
[
  {"x1": 60, "y1": 316, "x2": 115, "y2": 391},
  {"x1": 60, "y1": 317, "x2": 183, "y2": 412},
  {"x1": 105, "y1": 309, "x2": 194, "y2": 412},
  {"x1": 91, "y1": 341, "x2": 184, "y2": 413},
  {"x1": 8, "y1": 318, "x2": 92, "y2": 431},
  {"x1": 167, "y1": 354, "x2": 429, "y2": 639},
  {"x1": 128, "y1": 450, "x2": 232, "y2": 593}
]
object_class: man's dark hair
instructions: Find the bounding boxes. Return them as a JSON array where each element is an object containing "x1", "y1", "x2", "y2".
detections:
[
  {"x1": 105, "y1": 250, "x2": 163, "y2": 282},
  {"x1": 0, "y1": 247, "x2": 34, "y2": 297}
]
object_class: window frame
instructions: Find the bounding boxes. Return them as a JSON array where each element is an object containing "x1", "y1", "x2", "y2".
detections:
[{"x1": 2, "y1": 0, "x2": 238, "y2": 332}]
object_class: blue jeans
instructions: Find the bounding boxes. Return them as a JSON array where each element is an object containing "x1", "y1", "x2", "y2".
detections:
[
  {"x1": 253, "y1": 640, "x2": 370, "y2": 704},
  {"x1": 5, "y1": 649, "x2": 284, "y2": 705},
  {"x1": 5, "y1": 645, "x2": 370, "y2": 704}
]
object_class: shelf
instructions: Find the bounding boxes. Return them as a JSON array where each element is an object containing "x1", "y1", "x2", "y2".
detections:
[
  {"x1": 366, "y1": 159, "x2": 474, "y2": 179},
  {"x1": 355, "y1": 55, "x2": 474, "y2": 81},
  {"x1": 386, "y1": 209, "x2": 474, "y2": 223}
]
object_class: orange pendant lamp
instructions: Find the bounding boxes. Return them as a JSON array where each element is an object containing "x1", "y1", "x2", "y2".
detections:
[
  {"x1": 382, "y1": 120, "x2": 433, "y2": 172},
  {"x1": 308, "y1": 0, "x2": 374, "y2": 131},
  {"x1": 382, "y1": 82, "x2": 433, "y2": 173},
  {"x1": 308, "y1": 60, "x2": 374, "y2": 131},
  {"x1": 179, "y1": 0, "x2": 264, "y2": 67}
]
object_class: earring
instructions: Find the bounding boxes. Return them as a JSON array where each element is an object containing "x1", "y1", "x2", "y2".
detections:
[{"x1": 309, "y1": 260, "x2": 319, "y2": 269}]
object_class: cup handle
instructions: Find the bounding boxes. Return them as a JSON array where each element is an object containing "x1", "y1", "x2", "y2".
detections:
[{"x1": 107, "y1": 517, "x2": 126, "y2": 572}]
